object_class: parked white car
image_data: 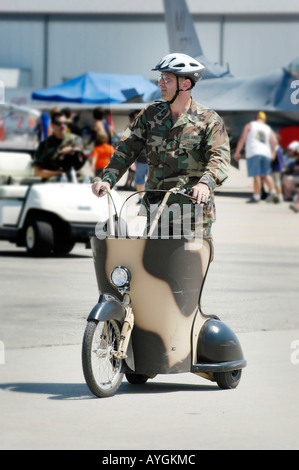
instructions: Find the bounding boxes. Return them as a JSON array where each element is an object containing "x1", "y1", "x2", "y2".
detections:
[{"x1": 0, "y1": 151, "x2": 121, "y2": 256}]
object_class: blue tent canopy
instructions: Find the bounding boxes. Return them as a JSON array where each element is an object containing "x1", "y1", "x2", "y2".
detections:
[{"x1": 32, "y1": 73, "x2": 159, "y2": 104}]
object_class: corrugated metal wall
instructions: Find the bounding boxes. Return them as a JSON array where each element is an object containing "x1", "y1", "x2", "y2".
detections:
[
  {"x1": 47, "y1": 17, "x2": 169, "y2": 86},
  {"x1": 0, "y1": 14, "x2": 298, "y2": 88},
  {"x1": 222, "y1": 18, "x2": 299, "y2": 77},
  {"x1": 0, "y1": 17, "x2": 45, "y2": 87}
]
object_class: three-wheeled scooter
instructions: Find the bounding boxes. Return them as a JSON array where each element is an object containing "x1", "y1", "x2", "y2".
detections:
[{"x1": 82, "y1": 188, "x2": 246, "y2": 398}]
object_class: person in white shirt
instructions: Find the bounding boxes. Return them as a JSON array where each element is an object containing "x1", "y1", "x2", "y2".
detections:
[{"x1": 234, "y1": 111, "x2": 278, "y2": 203}]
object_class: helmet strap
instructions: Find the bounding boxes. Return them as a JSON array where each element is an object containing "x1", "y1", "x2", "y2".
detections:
[{"x1": 167, "y1": 76, "x2": 193, "y2": 105}]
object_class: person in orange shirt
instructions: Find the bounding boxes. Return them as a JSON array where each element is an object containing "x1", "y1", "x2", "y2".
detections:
[{"x1": 92, "y1": 132, "x2": 115, "y2": 177}]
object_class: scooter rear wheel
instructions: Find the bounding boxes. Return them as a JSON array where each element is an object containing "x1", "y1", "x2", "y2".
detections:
[
  {"x1": 125, "y1": 373, "x2": 149, "y2": 384},
  {"x1": 82, "y1": 319, "x2": 124, "y2": 398},
  {"x1": 214, "y1": 369, "x2": 242, "y2": 389}
]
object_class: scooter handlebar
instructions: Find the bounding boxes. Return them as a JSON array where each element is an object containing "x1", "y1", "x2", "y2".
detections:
[{"x1": 173, "y1": 186, "x2": 207, "y2": 205}]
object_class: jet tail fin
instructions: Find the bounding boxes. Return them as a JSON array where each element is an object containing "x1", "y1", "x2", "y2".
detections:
[
  {"x1": 163, "y1": 0, "x2": 203, "y2": 58},
  {"x1": 163, "y1": 0, "x2": 230, "y2": 79}
]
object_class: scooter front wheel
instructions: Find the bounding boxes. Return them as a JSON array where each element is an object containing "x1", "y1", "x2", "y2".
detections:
[
  {"x1": 82, "y1": 319, "x2": 124, "y2": 398},
  {"x1": 214, "y1": 369, "x2": 242, "y2": 389}
]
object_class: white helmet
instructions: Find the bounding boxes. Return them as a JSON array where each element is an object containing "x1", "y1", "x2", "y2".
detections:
[
  {"x1": 152, "y1": 53, "x2": 205, "y2": 85},
  {"x1": 287, "y1": 141, "x2": 299, "y2": 152}
]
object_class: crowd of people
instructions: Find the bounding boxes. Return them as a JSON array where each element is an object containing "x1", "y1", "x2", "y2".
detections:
[
  {"x1": 35, "y1": 106, "x2": 148, "y2": 191},
  {"x1": 34, "y1": 102, "x2": 299, "y2": 215},
  {"x1": 282, "y1": 140, "x2": 299, "y2": 212},
  {"x1": 234, "y1": 111, "x2": 299, "y2": 211}
]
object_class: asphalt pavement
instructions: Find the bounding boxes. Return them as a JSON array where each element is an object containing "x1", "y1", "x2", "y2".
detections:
[{"x1": 1, "y1": 165, "x2": 299, "y2": 450}]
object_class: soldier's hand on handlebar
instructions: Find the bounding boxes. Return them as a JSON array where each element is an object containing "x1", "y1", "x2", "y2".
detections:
[
  {"x1": 92, "y1": 181, "x2": 111, "y2": 197},
  {"x1": 189, "y1": 183, "x2": 210, "y2": 205}
]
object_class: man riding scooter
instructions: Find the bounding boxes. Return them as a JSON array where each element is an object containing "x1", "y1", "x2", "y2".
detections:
[
  {"x1": 84, "y1": 56, "x2": 247, "y2": 399},
  {"x1": 91, "y1": 53, "x2": 231, "y2": 246}
]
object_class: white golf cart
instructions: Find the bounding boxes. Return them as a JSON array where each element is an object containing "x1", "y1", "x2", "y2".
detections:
[{"x1": 0, "y1": 151, "x2": 121, "y2": 256}]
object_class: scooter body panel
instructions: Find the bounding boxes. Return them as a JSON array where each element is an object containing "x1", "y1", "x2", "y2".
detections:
[{"x1": 91, "y1": 235, "x2": 212, "y2": 375}]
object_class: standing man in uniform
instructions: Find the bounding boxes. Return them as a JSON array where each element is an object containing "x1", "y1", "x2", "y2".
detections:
[
  {"x1": 92, "y1": 53, "x2": 230, "y2": 243},
  {"x1": 234, "y1": 111, "x2": 278, "y2": 203}
]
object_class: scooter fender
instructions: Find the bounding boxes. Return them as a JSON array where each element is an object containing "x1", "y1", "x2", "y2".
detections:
[
  {"x1": 87, "y1": 293, "x2": 135, "y2": 371},
  {"x1": 87, "y1": 293, "x2": 126, "y2": 323},
  {"x1": 194, "y1": 318, "x2": 247, "y2": 373}
]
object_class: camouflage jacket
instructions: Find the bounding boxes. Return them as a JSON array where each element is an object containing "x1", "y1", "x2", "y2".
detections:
[{"x1": 101, "y1": 99, "x2": 230, "y2": 224}]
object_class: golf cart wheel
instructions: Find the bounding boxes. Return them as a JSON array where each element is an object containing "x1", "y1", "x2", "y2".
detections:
[
  {"x1": 214, "y1": 369, "x2": 242, "y2": 389},
  {"x1": 25, "y1": 218, "x2": 54, "y2": 256},
  {"x1": 125, "y1": 373, "x2": 149, "y2": 385},
  {"x1": 82, "y1": 319, "x2": 124, "y2": 398},
  {"x1": 53, "y1": 239, "x2": 75, "y2": 256}
]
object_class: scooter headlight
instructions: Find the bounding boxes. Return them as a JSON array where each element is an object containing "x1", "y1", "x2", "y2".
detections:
[{"x1": 110, "y1": 266, "x2": 131, "y2": 288}]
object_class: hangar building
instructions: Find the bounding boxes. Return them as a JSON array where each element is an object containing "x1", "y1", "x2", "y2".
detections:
[{"x1": 0, "y1": 0, "x2": 299, "y2": 89}]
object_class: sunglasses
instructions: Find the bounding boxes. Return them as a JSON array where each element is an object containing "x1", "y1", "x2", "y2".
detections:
[
  {"x1": 158, "y1": 74, "x2": 188, "y2": 84},
  {"x1": 53, "y1": 120, "x2": 68, "y2": 126},
  {"x1": 158, "y1": 74, "x2": 172, "y2": 84}
]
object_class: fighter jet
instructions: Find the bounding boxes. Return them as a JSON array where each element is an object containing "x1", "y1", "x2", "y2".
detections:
[
  {"x1": 163, "y1": 0, "x2": 230, "y2": 80},
  {"x1": 0, "y1": 103, "x2": 40, "y2": 118},
  {"x1": 153, "y1": 0, "x2": 299, "y2": 144}
]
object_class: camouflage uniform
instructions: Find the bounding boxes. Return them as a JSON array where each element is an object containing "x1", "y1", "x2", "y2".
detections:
[
  {"x1": 34, "y1": 133, "x2": 84, "y2": 174},
  {"x1": 100, "y1": 99, "x2": 230, "y2": 238}
]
